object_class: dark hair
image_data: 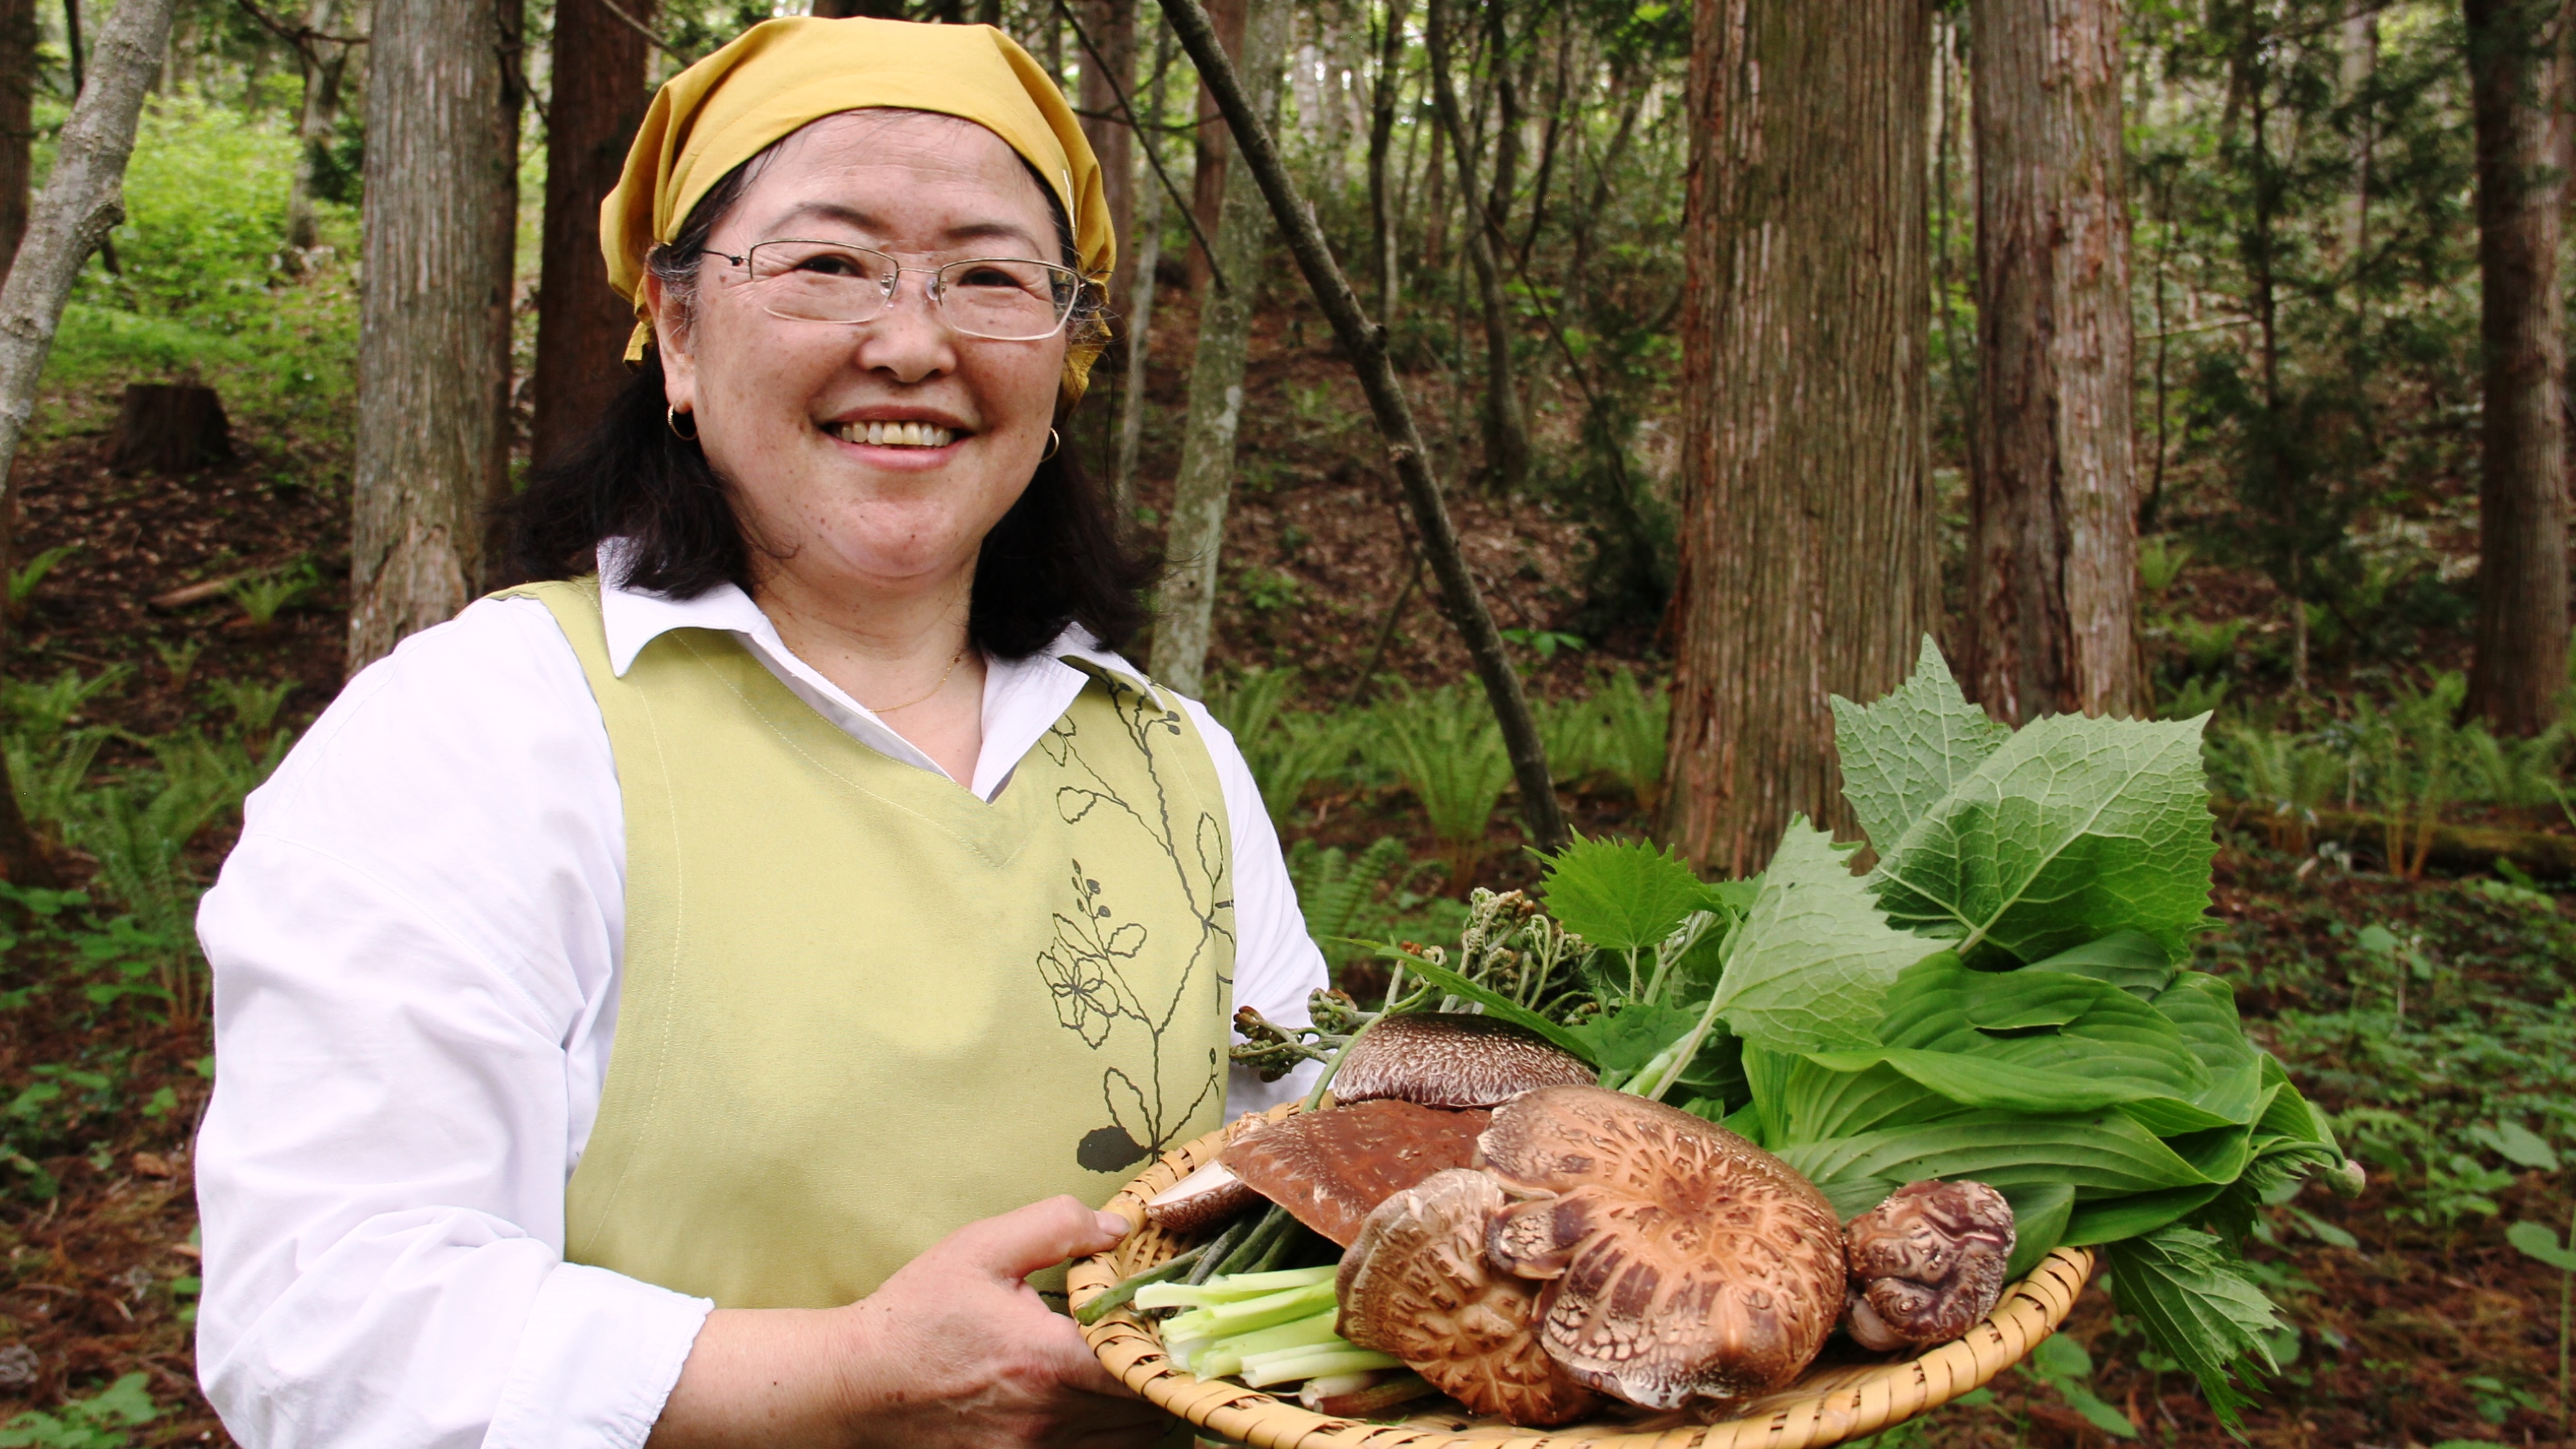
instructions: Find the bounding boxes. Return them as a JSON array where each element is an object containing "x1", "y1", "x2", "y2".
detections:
[{"x1": 503, "y1": 125, "x2": 1149, "y2": 660}]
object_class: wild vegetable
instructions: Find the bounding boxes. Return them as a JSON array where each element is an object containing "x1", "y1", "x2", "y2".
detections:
[{"x1": 1298, "y1": 639, "x2": 2358, "y2": 1425}]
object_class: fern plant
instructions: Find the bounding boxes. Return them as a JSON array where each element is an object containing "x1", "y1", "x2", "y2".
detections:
[
  {"x1": 1592, "y1": 668, "x2": 1670, "y2": 811},
  {"x1": 1371, "y1": 683, "x2": 1513, "y2": 885}
]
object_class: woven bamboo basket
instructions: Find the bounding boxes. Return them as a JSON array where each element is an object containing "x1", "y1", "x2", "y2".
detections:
[{"x1": 1071, "y1": 1105, "x2": 2095, "y2": 1449}]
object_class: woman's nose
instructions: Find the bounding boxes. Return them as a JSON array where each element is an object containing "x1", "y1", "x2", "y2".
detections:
[{"x1": 852, "y1": 273, "x2": 956, "y2": 382}]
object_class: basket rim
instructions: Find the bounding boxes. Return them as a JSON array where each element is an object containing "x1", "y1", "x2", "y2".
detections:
[{"x1": 1071, "y1": 1104, "x2": 2096, "y2": 1449}]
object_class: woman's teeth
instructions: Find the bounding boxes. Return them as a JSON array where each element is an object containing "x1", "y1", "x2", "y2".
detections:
[{"x1": 836, "y1": 420, "x2": 956, "y2": 448}]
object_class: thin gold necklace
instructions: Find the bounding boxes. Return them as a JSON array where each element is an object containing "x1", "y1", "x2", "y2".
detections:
[{"x1": 872, "y1": 645, "x2": 969, "y2": 714}]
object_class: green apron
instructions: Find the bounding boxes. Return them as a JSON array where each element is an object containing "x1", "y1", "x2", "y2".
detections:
[{"x1": 510, "y1": 579, "x2": 1234, "y2": 1307}]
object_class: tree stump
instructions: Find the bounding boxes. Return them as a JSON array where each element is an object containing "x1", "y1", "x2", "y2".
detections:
[{"x1": 107, "y1": 382, "x2": 233, "y2": 474}]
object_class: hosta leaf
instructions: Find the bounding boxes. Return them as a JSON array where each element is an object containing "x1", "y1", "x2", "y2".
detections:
[
  {"x1": 1710, "y1": 820, "x2": 1934, "y2": 1053},
  {"x1": 1866, "y1": 710, "x2": 2218, "y2": 964},
  {"x1": 1777, "y1": 1108, "x2": 2235, "y2": 1197},
  {"x1": 2102, "y1": 1226, "x2": 2285, "y2": 1426},
  {"x1": 1830, "y1": 637, "x2": 2012, "y2": 850},
  {"x1": 1540, "y1": 836, "x2": 1709, "y2": 953},
  {"x1": 2025, "y1": 929, "x2": 2177, "y2": 998},
  {"x1": 2062, "y1": 1184, "x2": 2224, "y2": 1246},
  {"x1": 2004, "y1": 1182, "x2": 2075, "y2": 1281}
]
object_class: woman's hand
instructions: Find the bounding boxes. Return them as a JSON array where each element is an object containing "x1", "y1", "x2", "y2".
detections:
[{"x1": 648, "y1": 1196, "x2": 1170, "y2": 1448}]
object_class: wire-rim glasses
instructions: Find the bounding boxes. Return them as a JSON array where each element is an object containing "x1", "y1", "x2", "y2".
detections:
[{"x1": 700, "y1": 239, "x2": 1088, "y2": 343}]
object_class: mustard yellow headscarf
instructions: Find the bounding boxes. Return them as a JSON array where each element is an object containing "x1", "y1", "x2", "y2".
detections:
[{"x1": 602, "y1": 16, "x2": 1116, "y2": 404}]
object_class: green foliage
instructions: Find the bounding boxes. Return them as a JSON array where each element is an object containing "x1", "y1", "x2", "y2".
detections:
[
  {"x1": 1842, "y1": 639, "x2": 2215, "y2": 964},
  {"x1": 0, "y1": 1373, "x2": 159, "y2": 1448},
  {"x1": 7, "y1": 545, "x2": 77, "y2": 615},
  {"x1": 2102, "y1": 1227, "x2": 2286, "y2": 1426},
  {"x1": 1368, "y1": 684, "x2": 1514, "y2": 884},
  {"x1": 2, "y1": 667, "x2": 127, "y2": 741},
  {"x1": 2206, "y1": 721, "x2": 2345, "y2": 853},
  {"x1": 151, "y1": 638, "x2": 204, "y2": 689},
  {"x1": 228, "y1": 561, "x2": 320, "y2": 628},
  {"x1": 2019, "y1": 1334, "x2": 2139, "y2": 1439},
  {"x1": 1538, "y1": 835, "x2": 1703, "y2": 954},
  {"x1": 1286, "y1": 836, "x2": 1437, "y2": 974}
]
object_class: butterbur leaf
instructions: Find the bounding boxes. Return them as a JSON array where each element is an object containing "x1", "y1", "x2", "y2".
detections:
[
  {"x1": 1539, "y1": 836, "x2": 1708, "y2": 953},
  {"x1": 2507, "y1": 1220, "x2": 2576, "y2": 1272},
  {"x1": 1709, "y1": 820, "x2": 1931, "y2": 1053},
  {"x1": 2102, "y1": 1226, "x2": 2285, "y2": 1428},
  {"x1": 1866, "y1": 709, "x2": 2217, "y2": 964},
  {"x1": 1830, "y1": 637, "x2": 2012, "y2": 849}
]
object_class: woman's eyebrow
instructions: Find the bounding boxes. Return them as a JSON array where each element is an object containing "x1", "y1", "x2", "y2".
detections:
[{"x1": 772, "y1": 200, "x2": 1046, "y2": 254}]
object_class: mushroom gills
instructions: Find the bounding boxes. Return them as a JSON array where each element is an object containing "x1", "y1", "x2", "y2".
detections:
[
  {"x1": 1478, "y1": 1084, "x2": 1848, "y2": 1410},
  {"x1": 1144, "y1": 1159, "x2": 1265, "y2": 1237},
  {"x1": 1219, "y1": 1098, "x2": 1492, "y2": 1247},
  {"x1": 1840, "y1": 1179, "x2": 2017, "y2": 1352},
  {"x1": 1335, "y1": 1168, "x2": 1600, "y2": 1428},
  {"x1": 1331, "y1": 1012, "x2": 1596, "y2": 1109}
]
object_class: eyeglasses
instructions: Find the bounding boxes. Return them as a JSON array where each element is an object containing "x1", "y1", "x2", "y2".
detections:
[{"x1": 699, "y1": 239, "x2": 1088, "y2": 342}]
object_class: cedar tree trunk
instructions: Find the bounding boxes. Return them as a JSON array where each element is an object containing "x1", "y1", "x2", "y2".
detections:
[
  {"x1": 1185, "y1": 0, "x2": 1246, "y2": 291},
  {"x1": 1662, "y1": 0, "x2": 1937, "y2": 874},
  {"x1": 348, "y1": 0, "x2": 521, "y2": 669},
  {"x1": 0, "y1": 0, "x2": 32, "y2": 272},
  {"x1": 1148, "y1": 0, "x2": 1286, "y2": 695},
  {"x1": 1077, "y1": 0, "x2": 1137, "y2": 311},
  {"x1": 1424, "y1": 0, "x2": 1530, "y2": 493},
  {"x1": 1963, "y1": 0, "x2": 2142, "y2": 724},
  {"x1": 531, "y1": 0, "x2": 652, "y2": 469},
  {"x1": 2463, "y1": 0, "x2": 2571, "y2": 736}
]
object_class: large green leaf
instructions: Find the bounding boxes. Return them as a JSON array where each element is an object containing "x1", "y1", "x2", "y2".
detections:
[
  {"x1": 2102, "y1": 1226, "x2": 2285, "y2": 1427},
  {"x1": 2146, "y1": 972, "x2": 2264, "y2": 1128},
  {"x1": 2062, "y1": 1184, "x2": 2223, "y2": 1246},
  {"x1": 1773, "y1": 1053, "x2": 1963, "y2": 1145},
  {"x1": 1563, "y1": 1001, "x2": 1697, "y2": 1074},
  {"x1": 1829, "y1": 637, "x2": 2012, "y2": 850},
  {"x1": 1709, "y1": 820, "x2": 1934, "y2": 1053},
  {"x1": 2025, "y1": 930, "x2": 2177, "y2": 998},
  {"x1": 2003, "y1": 1182, "x2": 2076, "y2": 1281},
  {"x1": 1807, "y1": 956, "x2": 2227, "y2": 1127},
  {"x1": 1538, "y1": 836, "x2": 1709, "y2": 953},
  {"x1": 1865, "y1": 710, "x2": 2218, "y2": 964},
  {"x1": 1777, "y1": 1108, "x2": 2238, "y2": 1196}
]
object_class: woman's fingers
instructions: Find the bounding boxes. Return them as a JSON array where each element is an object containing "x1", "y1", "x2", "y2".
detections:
[{"x1": 931, "y1": 1195, "x2": 1129, "y2": 1285}]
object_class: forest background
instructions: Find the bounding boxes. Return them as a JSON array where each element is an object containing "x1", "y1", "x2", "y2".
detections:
[{"x1": 0, "y1": 0, "x2": 2564, "y2": 1443}]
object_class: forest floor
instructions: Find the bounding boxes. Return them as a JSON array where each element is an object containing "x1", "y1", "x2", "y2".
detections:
[{"x1": 0, "y1": 294, "x2": 2566, "y2": 1447}]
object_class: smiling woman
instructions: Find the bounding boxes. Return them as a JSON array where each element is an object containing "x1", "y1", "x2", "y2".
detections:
[{"x1": 189, "y1": 19, "x2": 1329, "y2": 1449}]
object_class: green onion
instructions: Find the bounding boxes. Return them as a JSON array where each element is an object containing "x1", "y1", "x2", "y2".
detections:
[
  {"x1": 1071, "y1": 1242, "x2": 1210, "y2": 1326},
  {"x1": 1240, "y1": 1348, "x2": 1403, "y2": 1388}
]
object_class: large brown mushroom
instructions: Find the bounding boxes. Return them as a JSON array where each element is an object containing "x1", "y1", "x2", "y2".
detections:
[
  {"x1": 1335, "y1": 1168, "x2": 1600, "y2": 1427},
  {"x1": 1219, "y1": 1099, "x2": 1492, "y2": 1246},
  {"x1": 1142, "y1": 1159, "x2": 1265, "y2": 1236},
  {"x1": 1841, "y1": 1179, "x2": 2016, "y2": 1352},
  {"x1": 1332, "y1": 1013, "x2": 1596, "y2": 1109},
  {"x1": 1478, "y1": 1084, "x2": 1847, "y2": 1409}
]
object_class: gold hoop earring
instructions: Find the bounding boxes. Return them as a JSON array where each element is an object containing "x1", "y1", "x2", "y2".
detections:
[
  {"x1": 667, "y1": 406, "x2": 699, "y2": 442},
  {"x1": 1041, "y1": 427, "x2": 1061, "y2": 462}
]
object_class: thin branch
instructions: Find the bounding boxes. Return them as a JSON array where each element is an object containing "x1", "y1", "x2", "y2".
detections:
[
  {"x1": 589, "y1": 0, "x2": 691, "y2": 63},
  {"x1": 1055, "y1": 0, "x2": 1228, "y2": 293},
  {"x1": 230, "y1": 0, "x2": 364, "y2": 57}
]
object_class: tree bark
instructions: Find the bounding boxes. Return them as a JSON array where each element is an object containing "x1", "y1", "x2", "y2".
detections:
[
  {"x1": 1962, "y1": 0, "x2": 2140, "y2": 725},
  {"x1": 1364, "y1": 0, "x2": 1409, "y2": 325},
  {"x1": 1183, "y1": 0, "x2": 1245, "y2": 291},
  {"x1": 283, "y1": 0, "x2": 355, "y2": 256},
  {"x1": 1149, "y1": 0, "x2": 1567, "y2": 853},
  {"x1": 1112, "y1": 22, "x2": 1173, "y2": 518},
  {"x1": 2463, "y1": 0, "x2": 2571, "y2": 737},
  {"x1": 1424, "y1": 0, "x2": 1529, "y2": 493},
  {"x1": 0, "y1": 0, "x2": 32, "y2": 274},
  {"x1": 1077, "y1": 0, "x2": 1137, "y2": 312},
  {"x1": 0, "y1": 0, "x2": 176, "y2": 883},
  {"x1": 348, "y1": 0, "x2": 520, "y2": 670},
  {"x1": 1147, "y1": 0, "x2": 1286, "y2": 696},
  {"x1": 531, "y1": 0, "x2": 652, "y2": 469},
  {"x1": 1662, "y1": 0, "x2": 1936, "y2": 875}
]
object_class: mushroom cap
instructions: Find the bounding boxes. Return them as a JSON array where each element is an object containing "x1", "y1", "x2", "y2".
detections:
[
  {"x1": 1841, "y1": 1179, "x2": 2016, "y2": 1352},
  {"x1": 1142, "y1": 1159, "x2": 1264, "y2": 1237},
  {"x1": 1333, "y1": 1013, "x2": 1597, "y2": 1109},
  {"x1": 1335, "y1": 1168, "x2": 1600, "y2": 1428},
  {"x1": 1478, "y1": 1084, "x2": 1846, "y2": 1408},
  {"x1": 1219, "y1": 1100, "x2": 1492, "y2": 1246}
]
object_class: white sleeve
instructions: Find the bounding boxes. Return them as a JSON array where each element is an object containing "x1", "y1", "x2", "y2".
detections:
[
  {"x1": 193, "y1": 597, "x2": 709, "y2": 1449},
  {"x1": 1176, "y1": 700, "x2": 1329, "y2": 1118}
]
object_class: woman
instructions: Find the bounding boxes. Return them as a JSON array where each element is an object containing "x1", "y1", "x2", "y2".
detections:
[{"x1": 192, "y1": 18, "x2": 1324, "y2": 1447}]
